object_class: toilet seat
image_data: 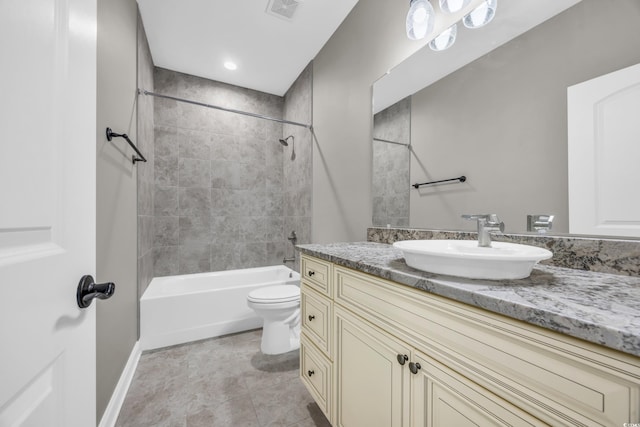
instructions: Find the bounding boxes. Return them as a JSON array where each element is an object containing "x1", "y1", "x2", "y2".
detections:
[{"x1": 247, "y1": 285, "x2": 300, "y2": 304}]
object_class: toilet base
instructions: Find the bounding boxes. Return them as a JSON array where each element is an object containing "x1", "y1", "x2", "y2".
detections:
[{"x1": 260, "y1": 318, "x2": 300, "y2": 355}]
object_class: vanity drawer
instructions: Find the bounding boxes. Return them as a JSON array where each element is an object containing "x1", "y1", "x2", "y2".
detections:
[
  {"x1": 300, "y1": 334, "x2": 332, "y2": 423},
  {"x1": 301, "y1": 255, "x2": 332, "y2": 297},
  {"x1": 334, "y1": 265, "x2": 640, "y2": 427},
  {"x1": 301, "y1": 284, "x2": 332, "y2": 359}
]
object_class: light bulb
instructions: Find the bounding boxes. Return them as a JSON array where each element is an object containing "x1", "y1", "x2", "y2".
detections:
[
  {"x1": 463, "y1": 0, "x2": 497, "y2": 29},
  {"x1": 429, "y1": 23, "x2": 457, "y2": 51},
  {"x1": 224, "y1": 61, "x2": 237, "y2": 71},
  {"x1": 406, "y1": 0, "x2": 435, "y2": 41},
  {"x1": 439, "y1": 0, "x2": 470, "y2": 14}
]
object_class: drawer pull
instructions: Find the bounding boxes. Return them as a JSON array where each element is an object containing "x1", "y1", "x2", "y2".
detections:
[
  {"x1": 409, "y1": 362, "x2": 421, "y2": 374},
  {"x1": 308, "y1": 270, "x2": 315, "y2": 277},
  {"x1": 308, "y1": 315, "x2": 315, "y2": 321},
  {"x1": 308, "y1": 370, "x2": 315, "y2": 377},
  {"x1": 397, "y1": 354, "x2": 408, "y2": 365}
]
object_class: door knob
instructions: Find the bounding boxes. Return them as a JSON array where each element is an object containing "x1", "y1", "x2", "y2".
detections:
[
  {"x1": 76, "y1": 275, "x2": 115, "y2": 308},
  {"x1": 397, "y1": 354, "x2": 408, "y2": 365},
  {"x1": 409, "y1": 362, "x2": 421, "y2": 374}
]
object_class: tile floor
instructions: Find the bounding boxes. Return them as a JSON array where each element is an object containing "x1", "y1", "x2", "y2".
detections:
[{"x1": 115, "y1": 329, "x2": 331, "y2": 427}]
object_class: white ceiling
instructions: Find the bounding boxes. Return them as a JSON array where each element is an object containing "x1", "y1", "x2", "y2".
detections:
[
  {"x1": 373, "y1": 0, "x2": 583, "y2": 113},
  {"x1": 137, "y1": 0, "x2": 359, "y2": 97}
]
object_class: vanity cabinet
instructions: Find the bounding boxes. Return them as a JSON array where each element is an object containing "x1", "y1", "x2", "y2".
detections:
[
  {"x1": 335, "y1": 305, "x2": 544, "y2": 427},
  {"x1": 299, "y1": 254, "x2": 640, "y2": 427},
  {"x1": 300, "y1": 256, "x2": 334, "y2": 422}
]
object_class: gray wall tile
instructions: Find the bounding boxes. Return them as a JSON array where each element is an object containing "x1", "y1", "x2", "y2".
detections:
[
  {"x1": 151, "y1": 67, "x2": 311, "y2": 275},
  {"x1": 154, "y1": 186, "x2": 179, "y2": 216},
  {"x1": 179, "y1": 158, "x2": 211, "y2": 188},
  {"x1": 155, "y1": 126, "x2": 178, "y2": 158},
  {"x1": 179, "y1": 243, "x2": 211, "y2": 274},
  {"x1": 154, "y1": 216, "x2": 179, "y2": 246},
  {"x1": 178, "y1": 187, "x2": 211, "y2": 217},
  {"x1": 179, "y1": 215, "x2": 212, "y2": 245},
  {"x1": 155, "y1": 155, "x2": 178, "y2": 186},
  {"x1": 153, "y1": 245, "x2": 179, "y2": 277},
  {"x1": 179, "y1": 129, "x2": 211, "y2": 159}
]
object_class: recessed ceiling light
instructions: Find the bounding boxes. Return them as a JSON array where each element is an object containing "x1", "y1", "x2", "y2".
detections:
[{"x1": 224, "y1": 61, "x2": 237, "y2": 71}]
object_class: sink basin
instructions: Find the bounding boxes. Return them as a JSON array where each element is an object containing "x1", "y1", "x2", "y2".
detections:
[{"x1": 392, "y1": 240, "x2": 553, "y2": 280}]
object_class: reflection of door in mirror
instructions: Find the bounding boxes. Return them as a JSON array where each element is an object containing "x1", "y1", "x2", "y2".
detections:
[
  {"x1": 372, "y1": 97, "x2": 411, "y2": 227},
  {"x1": 568, "y1": 63, "x2": 640, "y2": 237}
]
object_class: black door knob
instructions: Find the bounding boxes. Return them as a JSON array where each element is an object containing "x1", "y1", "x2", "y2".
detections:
[
  {"x1": 409, "y1": 362, "x2": 421, "y2": 374},
  {"x1": 397, "y1": 354, "x2": 408, "y2": 365},
  {"x1": 77, "y1": 275, "x2": 115, "y2": 308}
]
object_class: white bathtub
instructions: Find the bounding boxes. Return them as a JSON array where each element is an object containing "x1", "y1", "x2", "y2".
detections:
[{"x1": 140, "y1": 265, "x2": 300, "y2": 350}]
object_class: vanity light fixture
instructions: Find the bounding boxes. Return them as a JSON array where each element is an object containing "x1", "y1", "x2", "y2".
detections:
[
  {"x1": 429, "y1": 23, "x2": 457, "y2": 51},
  {"x1": 224, "y1": 61, "x2": 237, "y2": 71},
  {"x1": 463, "y1": 0, "x2": 497, "y2": 29},
  {"x1": 406, "y1": 0, "x2": 435, "y2": 41},
  {"x1": 439, "y1": 0, "x2": 470, "y2": 14}
]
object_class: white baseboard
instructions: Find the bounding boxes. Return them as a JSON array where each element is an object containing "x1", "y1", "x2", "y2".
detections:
[{"x1": 98, "y1": 341, "x2": 141, "y2": 427}]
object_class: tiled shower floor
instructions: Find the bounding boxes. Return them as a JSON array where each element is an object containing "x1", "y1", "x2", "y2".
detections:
[{"x1": 115, "y1": 329, "x2": 331, "y2": 427}]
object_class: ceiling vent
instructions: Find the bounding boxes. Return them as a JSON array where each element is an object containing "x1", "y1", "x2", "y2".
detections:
[{"x1": 266, "y1": 0, "x2": 301, "y2": 21}]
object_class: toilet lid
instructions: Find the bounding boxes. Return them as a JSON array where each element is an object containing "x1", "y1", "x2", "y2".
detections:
[{"x1": 247, "y1": 285, "x2": 300, "y2": 303}]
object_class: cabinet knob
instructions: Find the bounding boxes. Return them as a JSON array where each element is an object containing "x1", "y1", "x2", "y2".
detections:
[
  {"x1": 307, "y1": 270, "x2": 315, "y2": 277},
  {"x1": 409, "y1": 362, "x2": 421, "y2": 374},
  {"x1": 307, "y1": 370, "x2": 315, "y2": 377},
  {"x1": 396, "y1": 354, "x2": 408, "y2": 365},
  {"x1": 308, "y1": 315, "x2": 315, "y2": 321}
]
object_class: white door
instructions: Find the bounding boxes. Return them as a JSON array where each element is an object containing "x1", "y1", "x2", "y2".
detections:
[
  {"x1": 0, "y1": 0, "x2": 97, "y2": 426},
  {"x1": 568, "y1": 63, "x2": 640, "y2": 237}
]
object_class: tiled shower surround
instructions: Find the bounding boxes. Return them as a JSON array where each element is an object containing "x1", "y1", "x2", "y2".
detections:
[
  {"x1": 149, "y1": 66, "x2": 312, "y2": 278},
  {"x1": 372, "y1": 97, "x2": 410, "y2": 227}
]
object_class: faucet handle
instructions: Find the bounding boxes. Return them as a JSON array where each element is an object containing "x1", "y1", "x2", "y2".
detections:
[
  {"x1": 462, "y1": 214, "x2": 504, "y2": 232},
  {"x1": 461, "y1": 214, "x2": 491, "y2": 221}
]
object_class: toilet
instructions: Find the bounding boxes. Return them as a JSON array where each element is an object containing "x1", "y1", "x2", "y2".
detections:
[{"x1": 247, "y1": 284, "x2": 301, "y2": 355}]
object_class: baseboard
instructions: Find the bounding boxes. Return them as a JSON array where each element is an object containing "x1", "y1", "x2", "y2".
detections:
[{"x1": 98, "y1": 341, "x2": 142, "y2": 427}]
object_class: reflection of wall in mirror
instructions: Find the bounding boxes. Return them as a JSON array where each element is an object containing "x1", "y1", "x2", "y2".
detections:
[
  {"x1": 372, "y1": 97, "x2": 411, "y2": 227},
  {"x1": 405, "y1": 0, "x2": 640, "y2": 234}
]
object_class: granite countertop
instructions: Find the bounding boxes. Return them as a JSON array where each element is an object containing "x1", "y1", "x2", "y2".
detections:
[{"x1": 297, "y1": 242, "x2": 640, "y2": 358}]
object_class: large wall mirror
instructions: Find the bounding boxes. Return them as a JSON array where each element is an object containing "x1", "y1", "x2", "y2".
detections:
[{"x1": 372, "y1": 0, "x2": 640, "y2": 236}]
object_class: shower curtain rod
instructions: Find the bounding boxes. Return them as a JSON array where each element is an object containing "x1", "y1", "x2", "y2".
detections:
[
  {"x1": 373, "y1": 137, "x2": 410, "y2": 147},
  {"x1": 138, "y1": 89, "x2": 312, "y2": 130}
]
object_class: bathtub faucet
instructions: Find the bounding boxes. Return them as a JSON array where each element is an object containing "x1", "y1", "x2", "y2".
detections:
[{"x1": 283, "y1": 257, "x2": 295, "y2": 263}]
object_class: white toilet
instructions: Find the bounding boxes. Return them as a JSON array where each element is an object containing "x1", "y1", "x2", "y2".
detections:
[{"x1": 247, "y1": 284, "x2": 301, "y2": 354}]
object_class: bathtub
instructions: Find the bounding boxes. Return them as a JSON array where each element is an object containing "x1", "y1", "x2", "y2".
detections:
[{"x1": 140, "y1": 265, "x2": 300, "y2": 350}]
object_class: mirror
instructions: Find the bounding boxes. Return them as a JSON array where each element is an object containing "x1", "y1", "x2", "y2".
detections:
[
  {"x1": 372, "y1": 97, "x2": 411, "y2": 227},
  {"x1": 372, "y1": 0, "x2": 640, "y2": 235}
]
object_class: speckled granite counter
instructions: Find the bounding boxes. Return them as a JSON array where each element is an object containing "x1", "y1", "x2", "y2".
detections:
[{"x1": 297, "y1": 242, "x2": 640, "y2": 357}]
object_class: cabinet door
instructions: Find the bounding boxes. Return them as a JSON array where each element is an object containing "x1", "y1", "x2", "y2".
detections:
[
  {"x1": 335, "y1": 306, "x2": 411, "y2": 427},
  {"x1": 410, "y1": 351, "x2": 548, "y2": 427}
]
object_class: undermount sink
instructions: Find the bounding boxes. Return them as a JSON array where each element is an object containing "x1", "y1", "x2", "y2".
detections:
[{"x1": 393, "y1": 240, "x2": 553, "y2": 280}]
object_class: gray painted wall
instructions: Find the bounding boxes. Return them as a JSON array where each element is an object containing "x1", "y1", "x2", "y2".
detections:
[
  {"x1": 311, "y1": 0, "x2": 437, "y2": 243},
  {"x1": 283, "y1": 63, "x2": 313, "y2": 270},
  {"x1": 407, "y1": 0, "x2": 640, "y2": 233},
  {"x1": 151, "y1": 68, "x2": 309, "y2": 275},
  {"x1": 373, "y1": 97, "x2": 411, "y2": 227},
  {"x1": 96, "y1": 0, "x2": 138, "y2": 421},
  {"x1": 137, "y1": 12, "x2": 155, "y2": 300}
]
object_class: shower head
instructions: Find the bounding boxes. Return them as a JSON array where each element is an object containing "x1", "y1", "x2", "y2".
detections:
[{"x1": 279, "y1": 135, "x2": 294, "y2": 146}]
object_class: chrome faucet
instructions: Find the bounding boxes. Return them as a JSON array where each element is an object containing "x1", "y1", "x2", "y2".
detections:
[{"x1": 462, "y1": 214, "x2": 505, "y2": 247}]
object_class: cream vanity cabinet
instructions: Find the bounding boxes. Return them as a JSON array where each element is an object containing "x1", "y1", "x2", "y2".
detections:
[{"x1": 299, "y1": 255, "x2": 640, "y2": 427}]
